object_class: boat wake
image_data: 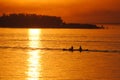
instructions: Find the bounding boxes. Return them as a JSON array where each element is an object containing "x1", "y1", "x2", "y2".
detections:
[{"x1": 0, "y1": 46, "x2": 120, "y2": 53}]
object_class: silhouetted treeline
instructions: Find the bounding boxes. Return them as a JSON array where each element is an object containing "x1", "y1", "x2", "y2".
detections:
[
  {"x1": 0, "y1": 13, "x2": 63, "y2": 28},
  {"x1": 0, "y1": 13, "x2": 102, "y2": 29}
]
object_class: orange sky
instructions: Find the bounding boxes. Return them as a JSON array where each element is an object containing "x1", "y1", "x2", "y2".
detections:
[{"x1": 0, "y1": 0, "x2": 120, "y2": 23}]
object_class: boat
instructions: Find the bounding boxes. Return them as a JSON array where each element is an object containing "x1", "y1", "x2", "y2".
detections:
[{"x1": 62, "y1": 48, "x2": 88, "y2": 52}]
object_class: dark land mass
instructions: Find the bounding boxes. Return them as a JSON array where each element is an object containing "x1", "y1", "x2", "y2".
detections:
[{"x1": 0, "y1": 13, "x2": 103, "y2": 29}]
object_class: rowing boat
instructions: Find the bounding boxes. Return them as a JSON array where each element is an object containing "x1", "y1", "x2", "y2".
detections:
[{"x1": 62, "y1": 48, "x2": 88, "y2": 52}]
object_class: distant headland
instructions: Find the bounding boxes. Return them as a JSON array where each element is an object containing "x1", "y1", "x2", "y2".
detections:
[{"x1": 0, "y1": 13, "x2": 103, "y2": 29}]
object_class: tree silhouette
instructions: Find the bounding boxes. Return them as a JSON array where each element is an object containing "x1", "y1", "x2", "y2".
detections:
[{"x1": 0, "y1": 13, "x2": 102, "y2": 29}]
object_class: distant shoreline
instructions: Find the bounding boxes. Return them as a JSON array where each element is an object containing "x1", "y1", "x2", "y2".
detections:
[
  {"x1": 0, "y1": 26, "x2": 103, "y2": 29},
  {"x1": 0, "y1": 13, "x2": 104, "y2": 29}
]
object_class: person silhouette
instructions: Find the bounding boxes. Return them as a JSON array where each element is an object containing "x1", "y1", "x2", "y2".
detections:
[
  {"x1": 69, "y1": 46, "x2": 73, "y2": 51},
  {"x1": 79, "y1": 46, "x2": 82, "y2": 52}
]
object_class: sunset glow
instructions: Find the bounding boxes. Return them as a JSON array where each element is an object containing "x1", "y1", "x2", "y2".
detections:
[
  {"x1": 0, "y1": 0, "x2": 120, "y2": 79},
  {"x1": 0, "y1": 0, "x2": 120, "y2": 23}
]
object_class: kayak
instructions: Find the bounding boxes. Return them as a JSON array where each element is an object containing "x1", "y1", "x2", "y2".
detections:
[{"x1": 62, "y1": 48, "x2": 88, "y2": 52}]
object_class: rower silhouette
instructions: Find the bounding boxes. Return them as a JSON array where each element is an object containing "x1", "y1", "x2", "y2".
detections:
[
  {"x1": 69, "y1": 46, "x2": 73, "y2": 51},
  {"x1": 79, "y1": 46, "x2": 82, "y2": 52}
]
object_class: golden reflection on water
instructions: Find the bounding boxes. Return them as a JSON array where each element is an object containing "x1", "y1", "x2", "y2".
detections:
[{"x1": 27, "y1": 29, "x2": 42, "y2": 80}]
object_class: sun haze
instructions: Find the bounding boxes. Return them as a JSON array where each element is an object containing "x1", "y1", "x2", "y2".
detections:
[{"x1": 0, "y1": 0, "x2": 120, "y2": 23}]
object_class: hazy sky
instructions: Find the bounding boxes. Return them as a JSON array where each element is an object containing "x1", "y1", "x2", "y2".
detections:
[{"x1": 0, "y1": 0, "x2": 120, "y2": 23}]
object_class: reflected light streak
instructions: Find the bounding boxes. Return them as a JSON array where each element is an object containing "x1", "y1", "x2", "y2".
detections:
[{"x1": 27, "y1": 29, "x2": 42, "y2": 80}]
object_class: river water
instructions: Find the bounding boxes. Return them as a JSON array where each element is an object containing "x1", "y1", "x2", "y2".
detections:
[{"x1": 0, "y1": 25, "x2": 120, "y2": 80}]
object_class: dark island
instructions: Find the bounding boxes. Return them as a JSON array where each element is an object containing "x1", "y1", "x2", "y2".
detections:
[{"x1": 0, "y1": 13, "x2": 103, "y2": 29}]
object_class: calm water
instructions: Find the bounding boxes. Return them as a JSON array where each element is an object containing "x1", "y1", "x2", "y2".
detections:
[{"x1": 0, "y1": 25, "x2": 120, "y2": 80}]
